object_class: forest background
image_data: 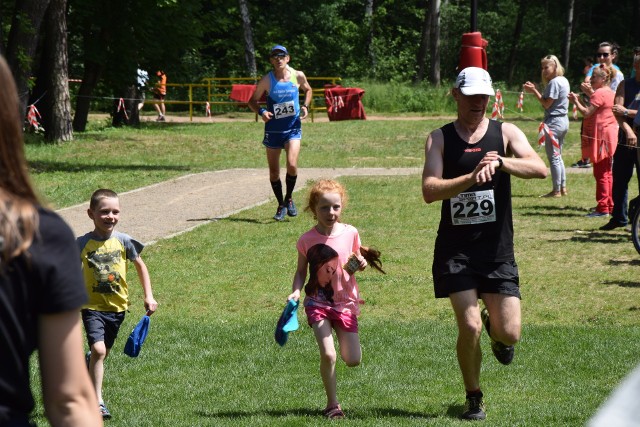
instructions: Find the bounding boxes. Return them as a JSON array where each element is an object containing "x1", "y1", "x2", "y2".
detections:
[{"x1": 3, "y1": 0, "x2": 640, "y2": 141}]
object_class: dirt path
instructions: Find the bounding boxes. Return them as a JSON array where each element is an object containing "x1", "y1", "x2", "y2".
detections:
[{"x1": 57, "y1": 167, "x2": 421, "y2": 245}]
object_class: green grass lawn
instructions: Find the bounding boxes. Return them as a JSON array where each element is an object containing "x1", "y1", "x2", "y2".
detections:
[{"x1": 27, "y1": 116, "x2": 640, "y2": 426}]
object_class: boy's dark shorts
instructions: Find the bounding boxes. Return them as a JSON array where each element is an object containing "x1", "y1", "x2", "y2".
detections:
[
  {"x1": 82, "y1": 309, "x2": 126, "y2": 349},
  {"x1": 432, "y1": 257, "x2": 521, "y2": 299}
]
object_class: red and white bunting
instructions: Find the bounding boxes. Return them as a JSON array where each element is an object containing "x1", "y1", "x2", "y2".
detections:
[
  {"x1": 516, "y1": 91, "x2": 524, "y2": 112},
  {"x1": 490, "y1": 100, "x2": 500, "y2": 120},
  {"x1": 537, "y1": 122, "x2": 561, "y2": 156},
  {"x1": 328, "y1": 95, "x2": 344, "y2": 113},
  {"x1": 205, "y1": 102, "x2": 211, "y2": 117},
  {"x1": 26, "y1": 104, "x2": 41, "y2": 130},
  {"x1": 496, "y1": 89, "x2": 504, "y2": 117},
  {"x1": 117, "y1": 98, "x2": 129, "y2": 120}
]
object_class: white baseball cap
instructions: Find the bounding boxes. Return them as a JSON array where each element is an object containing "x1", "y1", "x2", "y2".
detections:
[{"x1": 455, "y1": 67, "x2": 495, "y2": 96}]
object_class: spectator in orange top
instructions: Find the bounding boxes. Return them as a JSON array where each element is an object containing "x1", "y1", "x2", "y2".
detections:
[{"x1": 153, "y1": 70, "x2": 167, "y2": 122}]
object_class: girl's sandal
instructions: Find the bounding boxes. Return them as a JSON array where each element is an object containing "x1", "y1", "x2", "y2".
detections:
[{"x1": 322, "y1": 404, "x2": 345, "y2": 420}]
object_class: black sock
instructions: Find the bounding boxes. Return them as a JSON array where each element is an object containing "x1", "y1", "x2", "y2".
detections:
[
  {"x1": 285, "y1": 174, "x2": 297, "y2": 201},
  {"x1": 466, "y1": 389, "x2": 483, "y2": 399},
  {"x1": 270, "y1": 179, "x2": 284, "y2": 206}
]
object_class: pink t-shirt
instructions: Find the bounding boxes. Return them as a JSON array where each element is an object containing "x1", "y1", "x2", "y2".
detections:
[
  {"x1": 297, "y1": 223, "x2": 362, "y2": 316},
  {"x1": 582, "y1": 87, "x2": 618, "y2": 163}
]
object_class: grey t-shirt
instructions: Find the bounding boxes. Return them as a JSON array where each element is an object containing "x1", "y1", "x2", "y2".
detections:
[{"x1": 543, "y1": 76, "x2": 570, "y2": 120}]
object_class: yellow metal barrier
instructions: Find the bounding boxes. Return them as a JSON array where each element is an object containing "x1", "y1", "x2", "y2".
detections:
[{"x1": 150, "y1": 77, "x2": 341, "y2": 122}]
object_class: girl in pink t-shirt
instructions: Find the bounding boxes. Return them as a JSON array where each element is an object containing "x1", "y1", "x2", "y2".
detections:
[
  {"x1": 569, "y1": 63, "x2": 619, "y2": 216},
  {"x1": 287, "y1": 179, "x2": 384, "y2": 420}
]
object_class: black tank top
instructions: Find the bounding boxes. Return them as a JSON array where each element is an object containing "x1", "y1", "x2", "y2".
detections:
[{"x1": 434, "y1": 120, "x2": 514, "y2": 261}]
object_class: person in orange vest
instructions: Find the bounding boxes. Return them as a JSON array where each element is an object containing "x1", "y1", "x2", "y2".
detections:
[{"x1": 153, "y1": 70, "x2": 167, "y2": 122}]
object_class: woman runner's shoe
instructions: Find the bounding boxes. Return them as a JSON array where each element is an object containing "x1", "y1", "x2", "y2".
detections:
[
  {"x1": 274, "y1": 205, "x2": 287, "y2": 221},
  {"x1": 286, "y1": 199, "x2": 297, "y2": 217}
]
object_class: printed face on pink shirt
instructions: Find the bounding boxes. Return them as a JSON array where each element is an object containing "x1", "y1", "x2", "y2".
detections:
[{"x1": 316, "y1": 257, "x2": 339, "y2": 287}]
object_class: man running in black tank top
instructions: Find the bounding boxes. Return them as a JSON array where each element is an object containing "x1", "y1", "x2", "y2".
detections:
[{"x1": 421, "y1": 67, "x2": 548, "y2": 421}]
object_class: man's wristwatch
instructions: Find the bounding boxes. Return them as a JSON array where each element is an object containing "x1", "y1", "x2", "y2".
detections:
[
  {"x1": 302, "y1": 104, "x2": 309, "y2": 110},
  {"x1": 624, "y1": 109, "x2": 629, "y2": 117},
  {"x1": 496, "y1": 157, "x2": 503, "y2": 169}
]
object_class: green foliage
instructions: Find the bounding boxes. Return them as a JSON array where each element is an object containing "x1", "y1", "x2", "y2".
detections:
[
  {"x1": 67, "y1": 0, "x2": 205, "y2": 89},
  {"x1": 343, "y1": 79, "x2": 457, "y2": 114},
  {"x1": 8, "y1": 0, "x2": 640, "y2": 108}
]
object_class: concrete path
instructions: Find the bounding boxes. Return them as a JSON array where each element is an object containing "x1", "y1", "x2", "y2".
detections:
[{"x1": 57, "y1": 167, "x2": 421, "y2": 245}]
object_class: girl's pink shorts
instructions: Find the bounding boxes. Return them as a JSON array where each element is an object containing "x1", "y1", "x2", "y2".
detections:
[{"x1": 304, "y1": 305, "x2": 358, "y2": 333}]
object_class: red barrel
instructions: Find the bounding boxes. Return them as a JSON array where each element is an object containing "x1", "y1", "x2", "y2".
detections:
[{"x1": 458, "y1": 32, "x2": 488, "y2": 71}]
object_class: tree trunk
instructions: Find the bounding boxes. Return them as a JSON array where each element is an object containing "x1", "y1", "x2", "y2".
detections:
[
  {"x1": 633, "y1": 0, "x2": 640, "y2": 44},
  {"x1": 561, "y1": 0, "x2": 575, "y2": 70},
  {"x1": 428, "y1": 0, "x2": 441, "y2": 85},
  {"x1": 506, "y1": 0, "x2": 527, "y2": 84},
  {"x1": 413, "y1": 2, "x2": 430, "y2": 84},
  {"x1": 5, "y1": 0, "x2": 51, "y2": 120},
  {"x1": 38, "y1": 0, "x2": 73, "y2": 142},
  {"x1": 72, "y1": 62, "x2": 104, "y2": 132},
  {"x1": 111, "y1": 85, "x2": 140, "y2": 127},
  {"x1": 365, "y1": 0, "x2": 376, "y2": 76},
  {"x1": 72, "y1": 23, "x2": 111, "y2": 132},
  {"x1": 238, "y1": 0, "x2": 257, "y2": 78}
]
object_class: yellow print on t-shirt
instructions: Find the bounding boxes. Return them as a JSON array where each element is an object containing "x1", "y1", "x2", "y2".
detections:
[{"x1": 80, "y1": 236, "x2": 130, "y2": 312}]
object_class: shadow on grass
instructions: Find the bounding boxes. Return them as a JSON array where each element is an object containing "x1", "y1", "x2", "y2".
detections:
[
  {"x1": 603, "y1": 280, "x2": 640, "y2": 288},
  {"x1": 609, "y1": 259, "x2": 640, "y2": 266},
  {"x1": 28, "y1": 160, "x2": 190, "y2": 173},
  {"x1": 186, "y1": 217, "x2": 283, "y2": 225},
  {"x1": 519, "y1": 205, "x2": 589, "y2": 218},
  {"x1": 186, "y1": 217, "x2": 272, "y2": 225},
  {"x1": 570, "y1": 231, "x2": 632, "y2": 244},
  {"x1": 196, "y1": 406, "x2": 437, "y2": 420},
  {"x1": 218, "y1": 217, "x2": 279, "y2": 225}
]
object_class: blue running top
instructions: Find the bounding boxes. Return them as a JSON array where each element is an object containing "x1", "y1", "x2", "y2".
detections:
[{"x1": 265, "y1": 66, "x2": 301, "y2": 132}]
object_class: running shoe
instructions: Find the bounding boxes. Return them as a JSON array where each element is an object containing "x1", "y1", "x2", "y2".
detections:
[
  {"x1": 273, "y1": 205, "x2": 287, "y2": 221},
  {"x1": 585, "y1": 211, "x2": 609, "y2": 218},
  {"x1": 99, "y1": 403, "x2": 112, "y2": 420},
  {"x1": 286, "y1": 199, "x2": 298, "y2": 217},
  {"x1": 461, "y1": 395, "x2": 486, "y2": 420},
  {"x1": 481, "y1": 308, "x2": 515, "y2": 365},
  {"x1": 571, "y1": 159, "x2": 591, "y2": 168}
]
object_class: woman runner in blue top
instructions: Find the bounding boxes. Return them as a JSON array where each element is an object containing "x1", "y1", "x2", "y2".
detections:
[{"x1": 249, "y1": 45, "x2": 313, "y2": 221}]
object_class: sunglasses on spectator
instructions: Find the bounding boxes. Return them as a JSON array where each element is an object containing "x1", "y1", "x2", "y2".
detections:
[
  {"x1": 596, "y1": 52, "x2": 610, "y2": 58},
  {"x1": 270, "y1": 54, "x2": 287, "y2": 59}
]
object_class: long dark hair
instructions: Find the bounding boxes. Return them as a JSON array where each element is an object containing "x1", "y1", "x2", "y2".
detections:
[
  {"x1": 304, "y1": 244, "x2": 338, "y2": 303},
  {"x1": 0, "y1": 55, "x2": 39, "y2": 263}
]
